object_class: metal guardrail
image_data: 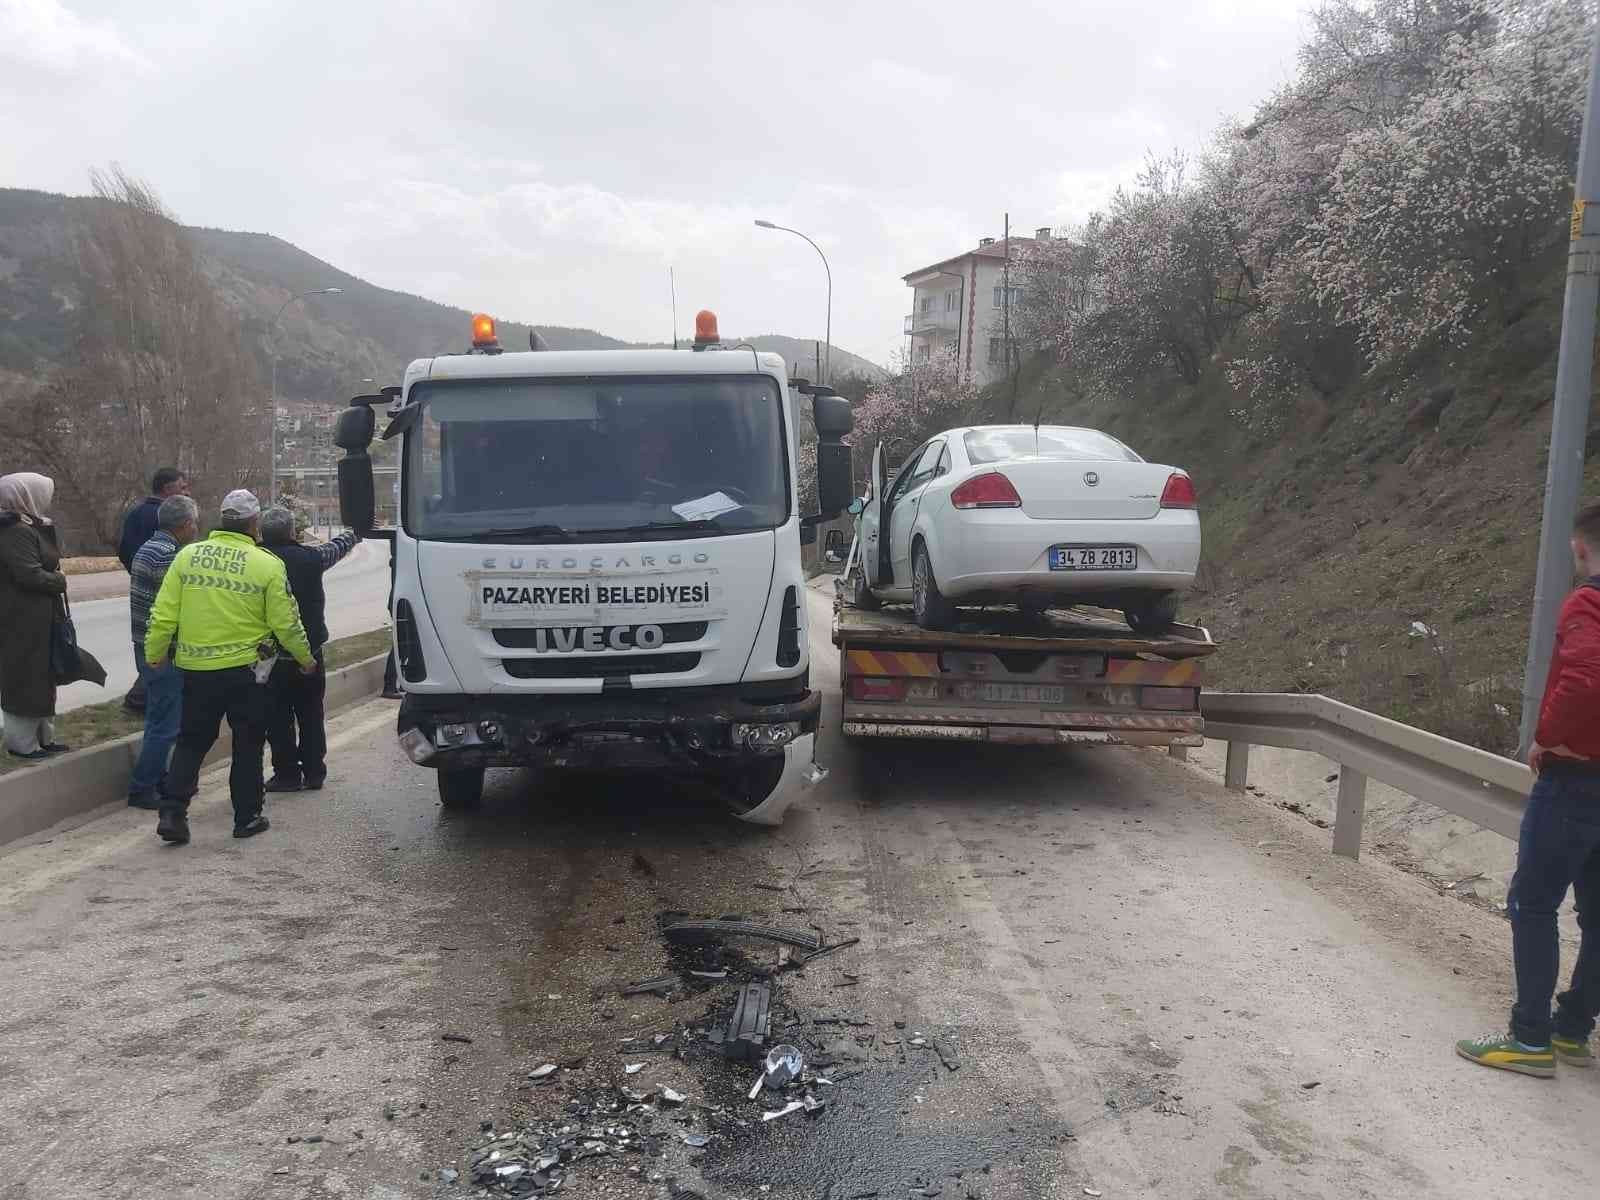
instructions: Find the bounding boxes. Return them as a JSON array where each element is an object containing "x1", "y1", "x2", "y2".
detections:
[{"x1": 1198, "y1": 692, "x2": 1532, "y2": 859}]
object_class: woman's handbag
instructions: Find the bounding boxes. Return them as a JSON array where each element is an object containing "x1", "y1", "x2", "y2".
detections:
[{"x1": 50, "y1": 595, "x2": 107, "y2": 687}]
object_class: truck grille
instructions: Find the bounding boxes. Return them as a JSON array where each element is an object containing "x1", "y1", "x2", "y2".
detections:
[
  {"x1": 502, "y1": 653, "x2": 702, "y2": 679},
  {"x1": 492, "y1": 622, "x2": 707, "y2": 648}
]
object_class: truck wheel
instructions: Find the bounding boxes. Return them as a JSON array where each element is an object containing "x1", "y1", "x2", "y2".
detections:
[
  {"x1": 850, "y1": 564, "x2": 880, "y2": 611},
  {"x1": 912, "y1": 543, "x2": 954, "y2": 630},
  {"x1": 1124, "y1": 593, "x2": 1180, "y2": 634},
  {"x1": 437, "y1": 765, "x2": 485, "y2": 810}
]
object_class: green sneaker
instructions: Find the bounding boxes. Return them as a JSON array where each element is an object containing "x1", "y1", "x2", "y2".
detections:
[
  {"x1": 1553, "y1": 1035, "x2": 1594, "y2": 1067},
  {"x1": 1455, "y1": 1031, "x2": 1556, "y2": 1078}
]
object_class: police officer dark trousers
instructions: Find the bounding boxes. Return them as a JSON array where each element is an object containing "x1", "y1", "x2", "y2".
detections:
[
  {"x1": 143, "y1": 492, "x2": 315, "y2": 845},
  {"x1": 259, "y1": 509, "x2": 358, "y2": 791}
]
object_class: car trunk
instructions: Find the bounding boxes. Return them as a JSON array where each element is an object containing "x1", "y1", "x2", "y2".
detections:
[{"x1": 993, "y1": 460, "x2": 1169, "y2": 520}]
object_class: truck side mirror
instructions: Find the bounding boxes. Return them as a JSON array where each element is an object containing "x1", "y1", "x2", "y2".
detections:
[
  {"x1": 816, "y1": 442, "x2": 852, "y2": 518},
  {"x1": 812, "y1": 394, "x2": 853, "y2": 438},
  {"x1": 335, "y1": 403, "x2": 378, "y2": 533}
]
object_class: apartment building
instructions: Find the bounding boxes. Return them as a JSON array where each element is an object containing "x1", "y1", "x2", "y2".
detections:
[{"x1": 902, "y1": 227, "x2": 1047, "y2": 386}]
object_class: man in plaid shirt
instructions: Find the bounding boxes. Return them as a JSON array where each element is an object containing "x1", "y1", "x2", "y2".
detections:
[{"x1": 127, "y1": 495, "x2": 200, "y2": 808}]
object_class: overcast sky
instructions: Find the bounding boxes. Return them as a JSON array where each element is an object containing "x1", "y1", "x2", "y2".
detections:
[{"x1": 3, "y1": 0, "x2": 1307, "y2": 365}]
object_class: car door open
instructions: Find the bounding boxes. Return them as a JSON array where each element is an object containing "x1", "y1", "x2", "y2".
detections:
[{"x1": 860, "y1": 441, "x2": 887, "y2": 587}]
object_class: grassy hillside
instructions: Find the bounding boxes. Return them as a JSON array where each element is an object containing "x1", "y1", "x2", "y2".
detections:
[
  {"x1": 999, "y1": 253, "x2": 1600, "y2": 754},
  {"x1": 0, "y1": 187, "x2": 884, "y2": 406}
]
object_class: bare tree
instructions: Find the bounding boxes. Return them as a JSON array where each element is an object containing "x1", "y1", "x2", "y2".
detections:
[{"x1": 9, "y1": 167, "x2": 265, "y2": 548}]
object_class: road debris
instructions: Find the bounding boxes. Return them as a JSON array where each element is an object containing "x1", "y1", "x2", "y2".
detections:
[
  {"x1": 441, "y1": 1032, "x2": 474, "y2": 1044},
  {"x1": 1301, "y1": 1081, "x2": 1321, "y2": 1090},
  {"x1": 800, "y1": 936, "x2": 862, "y2": 965},
  {"x1": 762, "y1": 1100, "x2": 807, "y2": 1121},
  {"x1": 763, "y1": 1044, "x2": 805, "y2": 1090},
  {"x1": 1084, "y1": 1188, "x2": 1103, "y2": 1197},
  {"x1": 661, "y1": 1087, "x2": 688, "y2": 1104},
  {"x1": 722, "y1": 981, "x2": 773, "y2": 1062},
  {"x1": 622, "y1": 974, "x2": 679, "y2": 997},
  {"x1": 623, "y1": 1062, "x2": 645, "y2": 1075},
  {"x1": 683, "y1": 1133, "x2": 711, "y2": 1148},
  {"x1": 464, "y1": 1087, "x2": 657, "y2": 1195},
  {"x1": 528, "y1": 1064, "x2": 558, "y2": 1080},
  {"x1": 663, "y1": 919, "x2": 822, "y2": 953}
]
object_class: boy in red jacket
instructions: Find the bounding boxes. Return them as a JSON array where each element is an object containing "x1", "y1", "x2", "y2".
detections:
[{"x1": 1458, "y1": 502, "x2": 1600, "y2": 1077}]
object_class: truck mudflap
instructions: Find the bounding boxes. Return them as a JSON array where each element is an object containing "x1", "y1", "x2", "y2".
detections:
[{"x1": 733, "y1": 733, "x2": 823, "y2": 827}]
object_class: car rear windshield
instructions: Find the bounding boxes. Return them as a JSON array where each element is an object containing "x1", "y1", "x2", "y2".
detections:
[{"x1": 963, "y1": 427, "x2": 1142, "y2": 464}]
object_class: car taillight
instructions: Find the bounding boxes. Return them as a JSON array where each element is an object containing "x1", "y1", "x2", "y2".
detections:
[
  {"x1": 848, "y1": 676, "x2": 908, "y2": 702},
  {"x1": 1141, "y1": 685, "x2": 1198, "y2": 711},
  {"x1": 951, "y1": 472, "x2": 1022, "y2": 509},
  {"x1": 1160, "y1": 473, "x2": 1197, "y2": 509}
]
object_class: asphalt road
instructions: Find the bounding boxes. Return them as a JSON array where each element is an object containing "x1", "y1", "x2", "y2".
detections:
[
  {"x1": 57, "y1": 538, "x2": 392, "y2": 713},
  {"x1": 2, "y1": 587, "x2": 1597, "y2": 1199}
]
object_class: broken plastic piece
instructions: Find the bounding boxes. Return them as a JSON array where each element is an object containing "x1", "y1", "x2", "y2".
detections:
[
  {"x1": 762, "y1": 1101, "x2": 806, "y2": 1122},
  {"x1": 622, "y1": 975, "x2": 678, "y2": 997},
  {"x1": 528, "y1": 1063, "x2": 558, "y2": 1079},
  {"x1": 683, "y1": 1134, "x2": 711, "y2": 1148},
  {"x1": 661, "y1": 1087, "x2": 687, "y2": 1104},
  {"x1": 723, "y1": 981, "x2": 773, "y2": 1062},
  {"x1": 624, "y1": 1063, "x2": 645, "y2": 1075},
  {"x1": 801, "y1": 1092, "x2": 825, "y2": 1113},
  {"x1": 763, "y1": 1044, "x2": 804, "y2": 1090},
  {"x1": 805, "y1": 762, "x2": 829, "y2": 785},
  {"x1": 664, "y1": 920, "x2": 822, "y2": 953}
]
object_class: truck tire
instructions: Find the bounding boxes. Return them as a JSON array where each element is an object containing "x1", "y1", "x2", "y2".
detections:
[
  {"x1": 912, "y1": 543, "x2": 954, "y2": 631},
  {"x1": 437, "y1": 765, "x2": 485, "y2": 810},
  {"x1": 1124, "y1": 593, "x2": 1180, "y2": 634},
  {"x1": 850, "y1": 564, "x2": 880, "y2": 611}
]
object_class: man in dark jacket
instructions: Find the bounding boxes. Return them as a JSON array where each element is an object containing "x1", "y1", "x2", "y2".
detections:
[
  {"x1": 118, "y1": 468, "x2": 189, "y2": 713},
  {"x1": 1458, "y1": 502, "x2": 1600, "y2": 1077},
  {"x1": 259, "y1": 508, "x2": 359, "y2": 791}
]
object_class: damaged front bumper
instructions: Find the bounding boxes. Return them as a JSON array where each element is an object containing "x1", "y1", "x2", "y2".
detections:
[{"x1": 395, "y1": 682, "x2": 824, "y2": 824}]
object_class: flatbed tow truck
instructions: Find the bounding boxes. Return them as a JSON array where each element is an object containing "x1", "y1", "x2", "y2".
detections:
[{"x1": 832, "y1": 585, "x2": 1216, "y2": 747}]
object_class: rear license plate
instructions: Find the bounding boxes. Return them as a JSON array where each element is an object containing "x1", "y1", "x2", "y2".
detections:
[
  {"x1": 957, "y1": 683, "x2": 1068, "y2": 705},
  {"x1": 1049, "y1": 545, "x2": 1137, "y2": 571}
]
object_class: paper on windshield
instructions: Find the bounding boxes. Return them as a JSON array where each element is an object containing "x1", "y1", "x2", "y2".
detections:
[{"x1": 672, "y1": 491, "x2": 742, "y2": 522}]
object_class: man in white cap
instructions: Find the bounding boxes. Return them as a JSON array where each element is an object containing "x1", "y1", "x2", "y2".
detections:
[{"x1": 143, "y1": 489, "x2": 315, "y2": 844}]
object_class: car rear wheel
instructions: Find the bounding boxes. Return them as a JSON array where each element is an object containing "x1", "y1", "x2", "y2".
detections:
[
  {"x1": 912, "y1": 543, "x2": 954, "y2": 630},
  {"x1": 850, "y1": 563, "x2": 880, "y2": 611},
  {"x1": 1123, "y1": 593, "x2": 1180, "y2": 634},
  {"x1": 437, "y1": 765, "x2": 485, "y2": 810}
]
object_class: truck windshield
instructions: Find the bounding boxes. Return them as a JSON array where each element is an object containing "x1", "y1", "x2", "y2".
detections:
[{"x1": 406, "y1": 375, "x2": 789, "y2": 541}]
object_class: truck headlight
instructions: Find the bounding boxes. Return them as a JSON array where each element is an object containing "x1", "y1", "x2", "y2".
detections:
[
  {"x1": 733, "y1": 722, "x2": 801, "y2": 753},
  {"x1": 399, "y1": 727, "x2": 436, "y2": 764}
]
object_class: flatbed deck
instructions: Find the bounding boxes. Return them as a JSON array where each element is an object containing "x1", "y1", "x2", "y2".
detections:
[{"x1": 833, "y1": 596, "x2": 1217, "y2": 659}]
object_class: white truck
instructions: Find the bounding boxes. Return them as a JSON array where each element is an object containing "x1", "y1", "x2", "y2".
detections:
[{"x1": 333, "y1": 311, "x2": 854, "y2": 824}]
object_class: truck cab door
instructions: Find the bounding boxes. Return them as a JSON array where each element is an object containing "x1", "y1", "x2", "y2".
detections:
[{"x1": 859, "y1": 442, "x2": 887, "y2": 586}]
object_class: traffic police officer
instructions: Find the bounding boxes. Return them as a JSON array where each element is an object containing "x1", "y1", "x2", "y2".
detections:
[{"x1": 144, "y1": 489, "x2": 315, "y2": 844}]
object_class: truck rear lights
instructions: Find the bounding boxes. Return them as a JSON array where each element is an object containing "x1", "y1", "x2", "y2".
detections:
[
  {"x1": 1159, "y1": 473, "x2": 1197, "y2": 509},
  {"x1": 848, "y1": 676, "x2": 908, "y2": 702},
  {"x1": 733, "y1": 722, "x2": 801, "y2": 752},
  {"x1": 1140, "y1": 685, "x2": 1199, "y2": 710},
  {"x1": 776, "y1": 585, "x2": 801, "y2": 668},
  {"x1": 399, "y1": 727, "x2": 435, "y2": 764},
  {"x1": 951, "y1": 472, "x2": 1022, "y2": 509},
  {"x1": 395, "y1": 599, "x2": 428, "y2": 682}
]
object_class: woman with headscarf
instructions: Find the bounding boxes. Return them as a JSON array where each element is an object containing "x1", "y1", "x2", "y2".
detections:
[{"x1": 0, "y1": 472, "x2": 71, "y2": 759}]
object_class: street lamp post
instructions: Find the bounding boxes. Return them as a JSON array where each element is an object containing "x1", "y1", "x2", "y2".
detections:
[
  {"x1": 269, "y1": 286, "x2": 342, "y2": 505},
  {"x1": 755, "y1": 220, "x2": 831, "y2": 384}
]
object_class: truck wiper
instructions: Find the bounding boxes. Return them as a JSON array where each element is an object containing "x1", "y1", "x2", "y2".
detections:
[
  {"x1": 583, "y1": 520, "x2": 724, "y2": 539},
  {"x1": 472, "y1": 524, "x2": 574, "y2": 541}
]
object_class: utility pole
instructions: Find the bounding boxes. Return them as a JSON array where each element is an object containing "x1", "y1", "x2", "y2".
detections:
[
  {"x1": 1519, "y1": 19, "x2": 1600, "y2": 755},
  {"x1": 1003, "y1": 212, "x2": 1015, "y2": 417}
]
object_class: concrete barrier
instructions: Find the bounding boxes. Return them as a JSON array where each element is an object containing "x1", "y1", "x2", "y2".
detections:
[{"x1": 0, "y1": 654, "x2": 389, "y2": 847}]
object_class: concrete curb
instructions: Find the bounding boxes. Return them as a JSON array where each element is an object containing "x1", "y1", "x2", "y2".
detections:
[{"x1": 0, "y1": 654, "x2": 389, "y2": 847}]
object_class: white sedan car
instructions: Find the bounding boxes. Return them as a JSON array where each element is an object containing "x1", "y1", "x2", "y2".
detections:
[{"x1": 849, "y1": 425, "x2": 1200, "y2": 631}]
